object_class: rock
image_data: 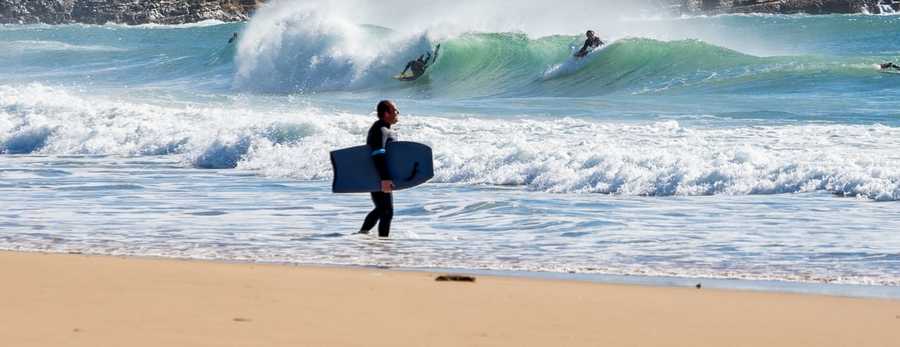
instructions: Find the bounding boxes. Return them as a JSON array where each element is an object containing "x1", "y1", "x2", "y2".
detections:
[
  {"x1": 0, "y1": 0, "x2": 73, "y2": 24},
  {"x1": 0, "y1": 0, "x2": 262, "y2": 25},
  {"x1": 672, "y1": 0, "x2": 891, "y2": 15},
  {"x1": 2, "y1": 1, "x2": 894, "y2": 25},
  {"x1": 435, "y1": 274, "x2": 477, "y2": 282}
]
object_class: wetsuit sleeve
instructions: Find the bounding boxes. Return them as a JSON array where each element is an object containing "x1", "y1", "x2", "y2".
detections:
[
  {"x1": 369, "y1": 127, "x2": 391, "y2": 180},
  {"x1": 372, "y1": 151, "x2": 390, "y2": 180}
]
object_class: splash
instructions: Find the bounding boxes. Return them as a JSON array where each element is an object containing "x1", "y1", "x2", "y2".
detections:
[{"x1": 234, "y1": 3, "x2": 435, "y2": 92}]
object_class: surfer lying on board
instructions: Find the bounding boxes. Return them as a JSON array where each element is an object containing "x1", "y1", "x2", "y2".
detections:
[
  {"x1": 398, "y1": 45, "x2": 441, "y2": 80},
  {"x1": 881, "y1": 62, "x2": 900, "y2": 71},
  {"x1": 574, "y1": 30, "x2": 604, "y2": 58},
  {"x1": 359, "y1": 100, "x2": 400, "y2": 237}
]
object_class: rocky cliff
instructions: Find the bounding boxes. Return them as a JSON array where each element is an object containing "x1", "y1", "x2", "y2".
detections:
[
  {"x1": 2, "y1": 0, "x2": 898, "y2": 25},
  {"x1": 675, "y1": 0, "x2": 898, "y2": 14},
  {"x1": 0, "y1": 0, "x2": 261, "y2": 25}
]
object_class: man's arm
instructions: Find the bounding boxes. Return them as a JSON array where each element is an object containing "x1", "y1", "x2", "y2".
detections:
[
  {"x1": 372, "y1": 147, "x2": 393, "y2": 193},
  {"x1": 367, "y1": 124, "x2": 394, "y2": 192},
  {"x1": 369, "y1": 126, "x2": 392, "y2": 184},
  {"x1": 372, "y1": 149, "x2": 390, "y2": 181},
  {"x1": 371, "y1": 150, "x2": 393, "y2": 193}
]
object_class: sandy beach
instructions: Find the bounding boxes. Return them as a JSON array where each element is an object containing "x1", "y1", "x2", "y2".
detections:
[{"x1": 0, "y1": 251, "x2": 897, "y2": 346}]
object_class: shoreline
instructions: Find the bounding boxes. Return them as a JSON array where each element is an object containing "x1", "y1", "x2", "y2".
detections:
[
  {"x1": 6, "y1": 249, "x2": 898, "y2": 300},
  {"x1": 2, "y1": 250, "x2": 898, "y2": 346}
]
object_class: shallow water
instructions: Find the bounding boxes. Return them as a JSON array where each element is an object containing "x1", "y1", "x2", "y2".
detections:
[{"x1": 2, "y1": 154, "x2": 898, "y2": 288}]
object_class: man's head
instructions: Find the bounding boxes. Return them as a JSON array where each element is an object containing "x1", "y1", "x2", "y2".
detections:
[
  {"x1": 586, "y1": 30, "x2": 595, "y2": 38},
  {"x1": 376, "y1": 100, "x2": 399, "y2": 125}
]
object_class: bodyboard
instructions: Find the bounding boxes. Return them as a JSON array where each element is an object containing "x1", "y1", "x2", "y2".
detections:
[
  {"x1": 393, "y1": 73, "x2": 419, "y2": 81},
  {"x1": 330, "y1": 141, "x2": 434, "y2": 193}
]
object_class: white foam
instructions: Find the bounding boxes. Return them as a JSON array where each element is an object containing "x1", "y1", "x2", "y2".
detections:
[
  {"x1": 543, "y1": 40, "x2": 612, "y2": 80},
  {"x1": 2, "y1": 84, "x2": 899, "y2": 200},
  {"x1": 0, "y1": 40, "x2": 126, "y2": 54},
  {"x1": 234, "y1": 4, "x2": 434, "y2": 93},
  {"x1": 109, "y1": 19, "x2": 230, "y2": 29}
]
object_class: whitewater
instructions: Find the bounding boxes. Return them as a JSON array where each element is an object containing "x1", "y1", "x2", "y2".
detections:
[{"x1": 1, "y1": 1, "x2": 899, "y2": 295}]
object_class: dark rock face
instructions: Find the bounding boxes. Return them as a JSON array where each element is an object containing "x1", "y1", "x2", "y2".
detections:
[
  {"x1": 676, "y1": 0, "x2": 892, "y2": 14},
  {"x1": 70, "y1": 0, "x2": 250, "y2": 25},
  {"x1": 0, "y1": 0, "x2": 258, "y2": 25},
  {"x1": 0, "y1": 0, "x2": 74, "y2": 24},
  {"x1": 1, "y1": 0, "x2": 896, "y2": 25}
]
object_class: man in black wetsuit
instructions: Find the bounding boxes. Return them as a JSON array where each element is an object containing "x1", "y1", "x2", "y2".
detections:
[
  {"x1": 359, "y1": 100, "x2": 399, "y2": 237},
  {"x1": 881, "y1": 62, "x2": 900, "y2": 70},
  {"x1": 399, "y1": 45, "x2": 441, "y2": 79},
  {"x1": 401, "y1": 53, "x2": 431, "y2": 77},
  {"x1": 575, "y1": 30, "x2": 604, "y2": 58}
]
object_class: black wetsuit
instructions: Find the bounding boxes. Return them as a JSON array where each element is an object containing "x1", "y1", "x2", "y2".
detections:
[
  {"x1": 360, "y1": 119, "x2": 397, "y2": 237},
  {"x1": 406, "y1": 60, "x2": 426, "y2": 76},
  {"x1": 403, "y1": 54, "x2": 430, "y2": 77},
  {"x1": 882, "y1": 62, "x2": 900, "y2": 70},
  {"x1": 577, "y1": 36, "x2": 603, "y2": 57}
]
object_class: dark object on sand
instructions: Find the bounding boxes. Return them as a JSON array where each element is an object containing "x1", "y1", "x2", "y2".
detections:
[
  {"x1": 696, "y1": 283, "x2": 702, "y2": 289},
  {"x1": 436, "y1": 275, "x2": 476, "y2": 282}
]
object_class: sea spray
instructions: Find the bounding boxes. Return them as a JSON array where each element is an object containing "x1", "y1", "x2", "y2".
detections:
[{"x1": 234, "y1": 3, "x2": 435, "y2": 93}]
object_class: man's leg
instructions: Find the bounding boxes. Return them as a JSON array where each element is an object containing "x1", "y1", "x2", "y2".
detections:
[
  {"x1": 375, "y1": 192, "x2": 393, "y2": 237},
  {"x1": 359, "y1": 192, "x2": 381, "y2": 233}
]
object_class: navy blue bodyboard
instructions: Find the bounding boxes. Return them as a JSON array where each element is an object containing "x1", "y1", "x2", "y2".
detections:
[{"x1": 330, "y1": 141, "x2": 434, "y2": 193}]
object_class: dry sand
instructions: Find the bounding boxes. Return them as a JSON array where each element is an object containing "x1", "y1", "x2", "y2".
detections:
[{"x1": 1, "y1": 251, "x2": 898, "y2": 346}]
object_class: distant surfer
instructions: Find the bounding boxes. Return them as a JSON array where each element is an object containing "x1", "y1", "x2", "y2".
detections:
[
  {"x1": 228, "y1": 32, "x2": 238, "y2": 44},
  {"x1": 396, "y1": 45, "x2": 441, "y2": 81},
  {"x1": 359, "y1": 100, "x2": 400, "y2": 237},
  {"x1": 574, "y1": 30, "x2": 604, "y2": 58},
  {"x1": 881, "y1": 62, "x2": 900, "y2": 71}
]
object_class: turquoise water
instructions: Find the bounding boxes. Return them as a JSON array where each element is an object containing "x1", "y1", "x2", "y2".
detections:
[{"x1": 1, "y1": 9, "x2": 899, "y2": 293}]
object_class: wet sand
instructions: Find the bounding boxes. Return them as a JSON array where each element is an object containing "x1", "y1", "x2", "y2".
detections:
[{"x1": 1, "y1": 251, "x2": 898, "y2": 346}]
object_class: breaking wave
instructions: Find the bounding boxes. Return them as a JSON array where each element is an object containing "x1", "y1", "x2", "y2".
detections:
[{"x1": 3, "y1": 84, "x2": 898, "y2": 201}]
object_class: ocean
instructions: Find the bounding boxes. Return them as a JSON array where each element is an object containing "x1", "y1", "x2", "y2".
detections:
[{"x1": 1, "y1": 3, "x2": 899, "y2": 296}]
